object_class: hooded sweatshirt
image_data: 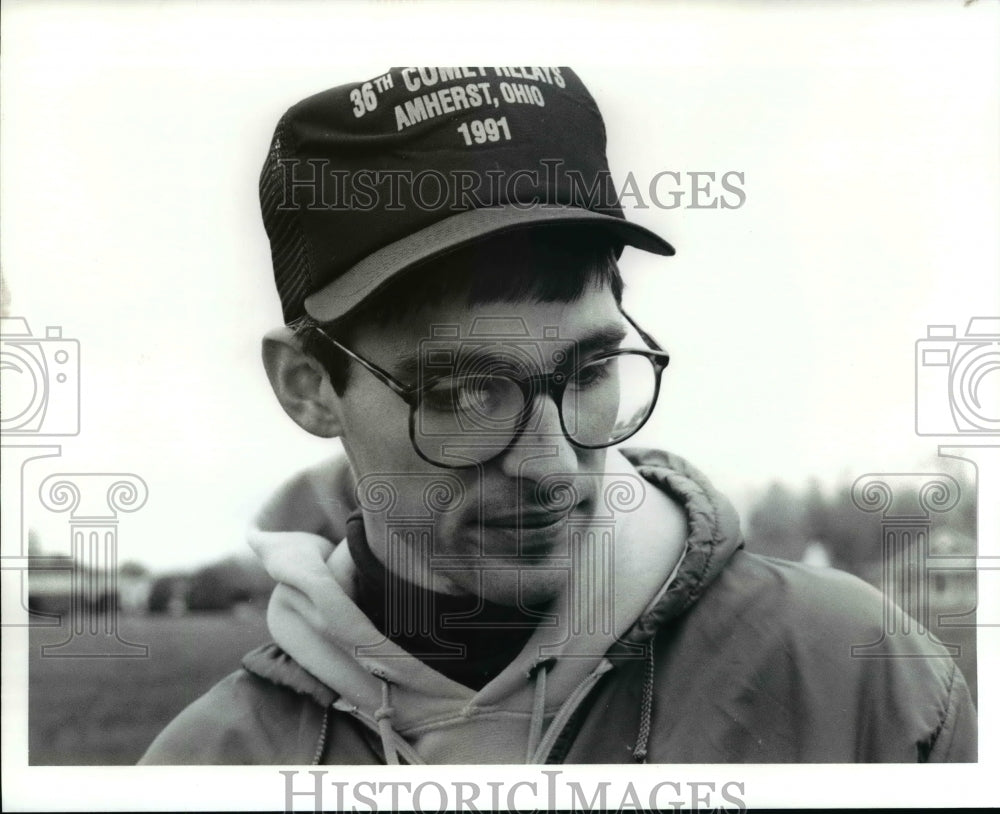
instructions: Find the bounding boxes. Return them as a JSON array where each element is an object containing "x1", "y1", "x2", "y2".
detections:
[{"x1": 140, "y1": 448, "x2": 977, "y2": 764}]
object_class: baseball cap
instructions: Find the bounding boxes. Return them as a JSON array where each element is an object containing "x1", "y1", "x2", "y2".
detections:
[{"x1": 259, "y1": 67, "x2": 675, "y2": 325}]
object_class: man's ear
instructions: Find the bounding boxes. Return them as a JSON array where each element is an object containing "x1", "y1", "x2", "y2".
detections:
[{"x1": 261, "y1": 327, "x2": 345, "y2": 438}]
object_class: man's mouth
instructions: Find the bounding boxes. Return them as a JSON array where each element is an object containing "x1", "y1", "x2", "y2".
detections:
[
  {"x1": 484, "y1": 499, "x2": 591, "y2": 531},
  {"x1": 485, "y1": 511, "x2": 569, "y2": 530}
]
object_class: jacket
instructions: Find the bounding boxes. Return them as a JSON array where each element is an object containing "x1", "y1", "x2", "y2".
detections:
[{"x1": 140, "y1": 448, "x2": 977, "y2": 764}]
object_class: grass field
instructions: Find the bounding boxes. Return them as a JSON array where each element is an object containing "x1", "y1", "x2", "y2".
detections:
[
  {"x1": 29, "y1": 612, "x2": 270, "y2": 765},
  {"x1": 28, "y1": 602, "x2": 978, "y2": 766}
]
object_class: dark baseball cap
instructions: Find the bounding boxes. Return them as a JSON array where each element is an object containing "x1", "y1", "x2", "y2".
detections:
[{"x1": 260, "y1": 67, "x2": 675, "y2": 324}]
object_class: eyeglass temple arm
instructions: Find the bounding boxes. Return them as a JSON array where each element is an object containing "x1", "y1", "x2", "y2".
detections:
[
  {"x1": 620, "y1": 308, "x2": 666, "y2": 353},
  {"x1": 312, "y1": 325, "x2": 414, "y2": 399}
]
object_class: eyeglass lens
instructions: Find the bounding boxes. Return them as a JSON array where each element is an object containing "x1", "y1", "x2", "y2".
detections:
[{"x1": 412, "y1": 352, "x2": 659, "y2": 465}]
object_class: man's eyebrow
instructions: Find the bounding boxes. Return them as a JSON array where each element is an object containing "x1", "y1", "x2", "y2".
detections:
[
  {"x1": 572, "y1": 323, "x2": 629, "y2": 358},
  {"x1": 393, "y1": 321, "x2": 630, "y2": 382},
  {"x1": 389, "y1": 353, "x2": 423, "y2": 383}
]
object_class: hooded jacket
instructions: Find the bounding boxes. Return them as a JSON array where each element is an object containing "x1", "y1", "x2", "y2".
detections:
[{"x1": 140, "y1": 448, "x2": 977, "y2": 764}]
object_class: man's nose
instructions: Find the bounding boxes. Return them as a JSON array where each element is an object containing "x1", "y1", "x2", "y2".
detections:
[{"x1": 497, "y1": 391, "x2": 580, "y2": 483}]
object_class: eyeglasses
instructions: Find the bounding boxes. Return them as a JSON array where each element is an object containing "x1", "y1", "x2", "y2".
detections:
[{"x1": 314, "y1": 310, "x2": 670, "y2": 469}]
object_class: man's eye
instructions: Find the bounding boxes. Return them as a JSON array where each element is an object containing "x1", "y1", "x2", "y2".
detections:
[
  {"x1": 456, "y1": 382, "x2": 491, "y2": 411},
  {"x1": 573, "y1": 359, "x2": 615, "y2": 388},
  {"x1": 424, "y1": 378, "x2": 491, "y2": 411},
  {"x1": 422, "y1": 381, "x2": 460, "y2": 411}
]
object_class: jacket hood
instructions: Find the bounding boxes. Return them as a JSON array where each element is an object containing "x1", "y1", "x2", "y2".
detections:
[
  {"x1": 611, "y1": 447, "x2": 746, "y2": 652},
  {"x1": 245, "y1": 447, "x2": 743, "y2": 763}
]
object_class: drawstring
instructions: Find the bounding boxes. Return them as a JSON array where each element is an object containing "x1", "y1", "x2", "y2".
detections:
[
  {"x1": 360, "y1": 652, "x2": 645, "y2": 765},
  {"x1": 526, "y1": 657, "x2": 556, "y2": 762},
  {"x1": 632, "y1": 633, "x2": 656, "y2": 762},
  {"x1": 372, "y1": 670, "x2": 401, "y2": 765}
]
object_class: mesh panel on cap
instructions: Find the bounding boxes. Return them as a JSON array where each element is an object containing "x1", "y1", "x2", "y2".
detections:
[{"x1": 259, "y1": 116, "x2": 313, "y2": 324}]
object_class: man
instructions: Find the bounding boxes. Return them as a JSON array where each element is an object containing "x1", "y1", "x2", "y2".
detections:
[{"x1": 141, "y1": 67, "x2": 976, "y2": 764}]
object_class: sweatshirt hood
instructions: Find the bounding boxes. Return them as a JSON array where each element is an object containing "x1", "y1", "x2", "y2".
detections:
[{"x1": 245, "y1": 447, "x2": 743, "y2": 764}]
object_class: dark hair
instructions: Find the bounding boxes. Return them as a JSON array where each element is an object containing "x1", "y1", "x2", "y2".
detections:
[{"x1": 293, "y1": 225, "x2": 624, "y2": 395}]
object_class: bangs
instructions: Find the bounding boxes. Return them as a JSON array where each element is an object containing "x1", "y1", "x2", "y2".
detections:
[{"x1": 342, "y1": 225, "x2": 623, "y2": 329}]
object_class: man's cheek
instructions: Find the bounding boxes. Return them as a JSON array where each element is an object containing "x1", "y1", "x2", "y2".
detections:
[{"x1": 343, "y1": 404, "x2": 409, "y2": 459}]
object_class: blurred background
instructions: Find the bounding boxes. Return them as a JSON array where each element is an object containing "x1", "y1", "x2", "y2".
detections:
[{"x1": 2, "y1": 1, "x2": 995, "y2": 765}]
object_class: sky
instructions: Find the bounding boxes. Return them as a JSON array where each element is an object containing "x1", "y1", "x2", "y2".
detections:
[{"x1": 1, "y1": 1, "x2": 998, "y2": 572}]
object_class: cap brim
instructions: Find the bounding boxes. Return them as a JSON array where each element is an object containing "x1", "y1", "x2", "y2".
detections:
[{"x1": 303, "y1": 205, "x2": 675, "y2": 323}]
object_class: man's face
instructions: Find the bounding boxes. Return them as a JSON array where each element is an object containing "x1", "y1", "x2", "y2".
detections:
[{"x1": 335, "y1": 281, "x2": 628, "y2": 606}]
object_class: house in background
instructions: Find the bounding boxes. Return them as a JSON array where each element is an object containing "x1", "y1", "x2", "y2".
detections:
[{"x1": 26, "y1": 558, "x2": 154, "y2": 616}]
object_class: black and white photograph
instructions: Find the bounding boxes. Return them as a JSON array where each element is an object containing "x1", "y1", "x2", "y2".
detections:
[{"x1": 2, "y1": 1, "x2": 997, "y2": 810}]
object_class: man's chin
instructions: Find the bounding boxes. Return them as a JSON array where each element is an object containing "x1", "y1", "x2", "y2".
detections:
[
  {"x1": 442, "y1": 566, "x2": 565, "y2": 608},
  {"x1": 511, "y1": 570, "x2": 565, "y2": 607}
]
